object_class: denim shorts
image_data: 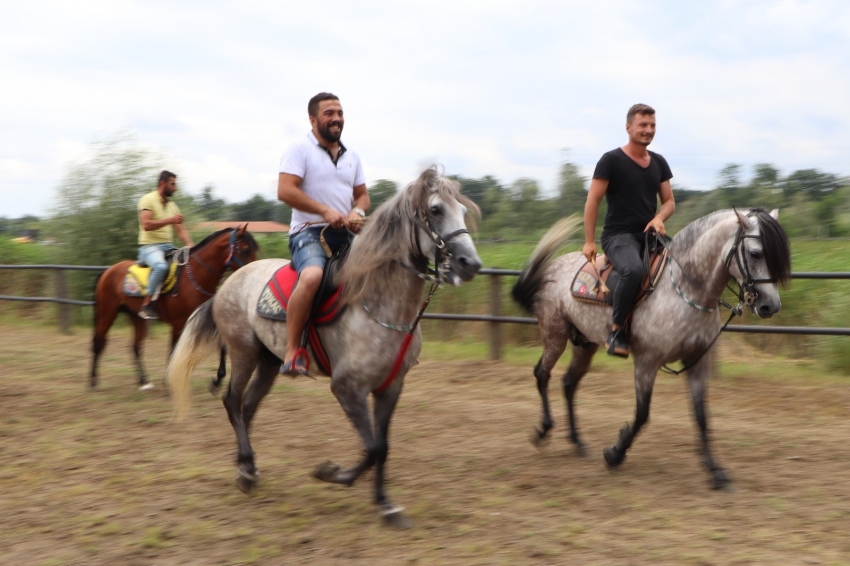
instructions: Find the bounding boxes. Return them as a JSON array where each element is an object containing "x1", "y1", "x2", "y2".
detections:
[{"x1": 289, "y1": 226, "x2": 352, "y2": 272}]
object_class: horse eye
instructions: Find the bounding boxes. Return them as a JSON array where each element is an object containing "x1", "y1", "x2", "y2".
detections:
[
  {"x1": 430, "y1": 205, "x2": 443, "y2": 216},
  {"x1": 749, "y1": 249, "x2": 763, "y2": 260}
]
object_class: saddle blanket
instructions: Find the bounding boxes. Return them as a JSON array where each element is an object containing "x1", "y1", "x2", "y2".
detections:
[
  {"x1": 256, "y1": 263, "x2": 346, "y2": 376},
  {"x1": 571, "y1": 251, "x2": 668, "y2": 306},
  {"x1": 123, "y1": 263, "x2": 178, "y2": 297}
]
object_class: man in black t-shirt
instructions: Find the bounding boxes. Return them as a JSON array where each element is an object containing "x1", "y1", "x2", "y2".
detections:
[{"x1": 582, "y1": 104, "x2": 676, "y2": 357}]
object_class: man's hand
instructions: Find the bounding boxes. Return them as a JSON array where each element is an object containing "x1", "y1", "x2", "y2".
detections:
[
  {"x1": 322, "y1": 208, "x2": 348, "y2": 229},
  {"x1": 644, "y1": 215, "x2": 666, "y2": 236},
  {"x1": 347, "y1": 210, "x2": 364, "y2": 233},
  {"x1": 582, "y1": 241, "x2": 597, "y2": 265},
  {"x1": 170, "y1": 214, "x2": 185, "y2": 225}
]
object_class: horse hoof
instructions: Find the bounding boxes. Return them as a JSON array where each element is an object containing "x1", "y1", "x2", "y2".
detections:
[
  {"x1": 312, "y1": 461, "x2": 340, "y2": 483},
  {"x1": 236, "y1": 467, "x2": 259, "y2": 493},
  {"x1": 139, "y1": 382, "x2": 155, "y2": 391},
  {"x1": 380, "y1": 504, "x2": 411, "y2": 529},
  {"x1": 711, "y1": 469, "x2": 731, "y2": 490},
  {"x1": 530, "y1": 428, "x2": 550, "y2": 448},
  {"x1": 603, "y1": 446, "x2": 626, "y2": 468}
]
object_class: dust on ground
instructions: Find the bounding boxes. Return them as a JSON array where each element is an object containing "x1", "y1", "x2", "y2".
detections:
[{"x1": 1, "y1": 322, "x2": 849, "y2": 565}]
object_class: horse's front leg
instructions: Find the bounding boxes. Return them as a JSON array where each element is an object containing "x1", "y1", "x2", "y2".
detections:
[
  {"x1": 130, "y1": 314, "x2": 153, "y2": 390},
  {"x1": 371, "y1": 381, "x2": 410, "y2": 528},
  {"x1": 603, "y1": 363, "x2": 657, "y2": 467},
  {"x1": 313, "y1": 376, "x2": 376, "y2": 487},
  {"x1": 209, "y1": 346, "x2": 228, "y2": 395},
  {"x1": 686, "y1": 350, "x2": 730, "y2": 489}
]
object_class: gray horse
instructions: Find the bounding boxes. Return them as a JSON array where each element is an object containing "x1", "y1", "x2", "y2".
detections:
[
  {"x1": 167, "y1": 167, "x2": 481, "y2": 526},
  {"x1": 512, "y1": 208, "x2": 790, "y2": 489}
]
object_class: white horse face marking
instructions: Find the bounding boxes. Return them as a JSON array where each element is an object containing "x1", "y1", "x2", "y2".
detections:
[{"x1": 418, "y1": 193, "x2": 482, "y2": 284}]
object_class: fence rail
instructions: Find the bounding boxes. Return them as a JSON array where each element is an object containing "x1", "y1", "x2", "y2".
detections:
[{"x1": 2, "y1": 264, "x2": 849, "y2": 358}]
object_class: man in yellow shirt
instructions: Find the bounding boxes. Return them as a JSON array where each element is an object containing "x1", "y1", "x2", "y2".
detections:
[{"x1": 137, "y1": 171, "x2": 194, "y2": 319}]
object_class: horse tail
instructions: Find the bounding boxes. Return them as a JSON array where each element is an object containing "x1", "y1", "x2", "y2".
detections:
[
  {"x1": 511, "y1": 215, "x2": 581, "y2": 313},
  {"x1": 167, "y1": 298, "x2": 220, "y2": 419}
]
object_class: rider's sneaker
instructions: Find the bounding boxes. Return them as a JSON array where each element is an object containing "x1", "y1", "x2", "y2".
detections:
[
  {"x1": 606, "y1": 328, "x2": 629, "y2": 358},
  {"x1": 139, "y1": 303, "x2": 159, "y2": 320}
]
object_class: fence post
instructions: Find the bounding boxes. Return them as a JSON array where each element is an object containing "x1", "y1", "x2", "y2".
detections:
[
  {"x1": 55, "y1": 268, "x2": 70, "y2": 333},
  {"x1": 489, "y1": 271, "x2": 501, "y2": 360}
]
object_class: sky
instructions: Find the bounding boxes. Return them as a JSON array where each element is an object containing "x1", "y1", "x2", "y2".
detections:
[{"x1": 2, "y1": 0, "x2": 849, "y2": 218}]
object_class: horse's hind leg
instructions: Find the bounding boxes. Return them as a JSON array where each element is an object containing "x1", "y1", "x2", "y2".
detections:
[
  {"x1": 530, "y1": 319, "x2": 569, "y2": 447},
  {"x1": 563, "y1": 342, "x2": 599, "y2": 456},
  {"x1": 90, "y1": 300, "x2": 120, "y2": 388},
  {"x1": 371, "y1": 384, "x2": 409, "y2": 527},
  {"x1": 603, "y1": 363, "x2": 657, "y2": 467},
  {"x1": 130, "y1": 314, "x2": 152, "y2": 390},
  {"x1": 222, "y1": 345, "x2": 261, "y2": 493},
  {"x1": 242, "y1": 345, "x2": 280, "y2": 429},
  {"x1": 209, "y1": 346, "x2": 228, "y2": 395},
  {"x1": 686, "y1": 351, "x2": 729, "y2": 489}
]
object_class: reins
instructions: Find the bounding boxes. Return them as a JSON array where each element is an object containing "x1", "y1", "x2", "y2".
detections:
[{"x1": 172, "y1": 229, "x2": 250, "y2": 297}]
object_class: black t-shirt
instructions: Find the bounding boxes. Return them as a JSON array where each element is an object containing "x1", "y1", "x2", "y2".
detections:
[{"x1": 593, "y1": 148, "x2": 673, "y2": 238}]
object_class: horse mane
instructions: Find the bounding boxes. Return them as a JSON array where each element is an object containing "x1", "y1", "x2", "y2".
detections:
[
  {"x1": 672, "y1": 208, "x2": 790, "y2": 286},
  {"x1": 341, "y1": 166, "x2": 479, "y2": 304},
  {"x1": 190, "y1": 227, "x2": 259, "y2": 253},
  {"x1": 752, "y1": 208, "x2": 791, "y2": 286}
]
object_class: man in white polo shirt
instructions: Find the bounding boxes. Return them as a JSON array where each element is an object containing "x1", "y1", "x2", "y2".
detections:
[{"x1": 277, "y1": 92, "x2": 370, "y2": 376}]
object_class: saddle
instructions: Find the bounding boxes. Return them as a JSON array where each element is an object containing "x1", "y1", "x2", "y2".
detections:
[
  {"x1": 571, "y1": 233, "x2": 670, "y2": 307},
  {"x1": 123, "y1": 262, "x2": 179, "y2": 297},
  {"x1": 256, "y1": 247, "x2": 350, "y2": 376}
]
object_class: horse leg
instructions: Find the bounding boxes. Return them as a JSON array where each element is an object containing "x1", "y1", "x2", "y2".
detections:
[
  {"x1": 563, "y1": 342, "x2": 599, "y2": 456},
  {"x1": 209, "y1": 346, "x2": 228, "y2": 395},
  {"x1": 530, "y1": 320, "x2": 569, "y2": 447},
  {"x1": 130, "y1": 314, "x2": 153, "y2": 390},
  {"x1": 222, "y1": 347, "x2": 261, "y2": 493},
  {"x1": 90, "y1": 300, "x2": 120, "y2": 388},
  {"x1": 686, "y1": 352, "x2": 730, "y2": 489},
  {"x1": 242, "y1": 345, "x2": 280, "y2": 429},
  {"x1": 603, "y1": 364, "x2": 657, "y2": 467},
  {"x1": 313, "y1": 377, "x2": 376, "y2": 488},
  {"x1": 371, "y1": 385, "x2": 410, "y2": 528}
]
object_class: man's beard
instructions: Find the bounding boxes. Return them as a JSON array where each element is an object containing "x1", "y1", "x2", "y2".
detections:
[
  {"x1": 318, "y1": 120, "x2": 343, "y2": 143},
  {"x1": 164, "y1": 187, "x2": 176, "y2": 197}
]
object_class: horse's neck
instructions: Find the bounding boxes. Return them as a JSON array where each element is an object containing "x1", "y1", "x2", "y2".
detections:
[
  {"x1": 190, "y1": 242, "x2": 227, "y2": 284},
  {"x1": 360, "y1": 262, "x2": 427, "y2": 322},
  {"x1": 671, "y1": 217, "x2": 737, "y2": 298}
]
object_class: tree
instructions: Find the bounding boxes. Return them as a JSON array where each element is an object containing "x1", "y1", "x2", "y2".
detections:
[
  {"x1": 198, "y1": 185, "x2": 227, "y2": 220},
  {"x1": 556, "y1": 161, "x2": 587, "y2": 216},
  {"x1": 230, "y1": 194, "x2": 278, "y2": 222},
  {"x1": 367, "y1": 180, "x2": 398, "y2": 211},
  {"x1": 785, "y1": 169, "x2": 841, "y2": 200},
  {"x1": 50, "y1": 133, "x2": 174, "y2": 266}
]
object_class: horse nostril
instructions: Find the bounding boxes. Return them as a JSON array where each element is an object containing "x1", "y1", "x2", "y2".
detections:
[{"x1": 758, "y1": 304, "x2": 773, "y2": 317}]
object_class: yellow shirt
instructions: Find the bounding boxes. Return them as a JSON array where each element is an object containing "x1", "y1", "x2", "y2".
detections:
[{"x1": 138, "y1": 190, "x2": 181, "y2": 245}]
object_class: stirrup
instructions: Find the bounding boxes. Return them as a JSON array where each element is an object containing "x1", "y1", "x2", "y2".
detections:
[{"x1": 280, "y1": 348, "x2": 310, "y2": 377}]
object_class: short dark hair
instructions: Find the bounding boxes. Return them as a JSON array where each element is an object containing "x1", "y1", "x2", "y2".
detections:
[
  {"x1": 158, "y1": 170, "x2": 176, "y2": 185},
  {"x1": 627, "y1": 103, "x2": 655, "y2": 123},
  {"x1": 308, "y1": 92, "x2": 340, "y2": 118}
]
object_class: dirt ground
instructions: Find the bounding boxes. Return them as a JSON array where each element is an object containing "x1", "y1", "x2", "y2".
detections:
[{"x1": 1, "y1": 321, "x2": 850, "y2": 566}]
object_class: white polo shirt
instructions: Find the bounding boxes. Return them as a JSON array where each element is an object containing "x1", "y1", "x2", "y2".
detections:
[{"x1": 279, "y1": 132, "x2": 366, "y2": 234}]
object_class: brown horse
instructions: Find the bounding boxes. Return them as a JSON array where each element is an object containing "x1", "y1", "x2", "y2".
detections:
[{"x1": 91, "y1": 225, "x2": 259, "y2": 389}]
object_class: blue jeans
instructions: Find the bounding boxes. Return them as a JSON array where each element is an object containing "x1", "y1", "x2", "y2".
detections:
[
  {"x1": 289, "y1": 227, "x2": 352, "y2": 273},
  {"x1": 138, "y1": 243, "x2": 176, "y2": 297}
]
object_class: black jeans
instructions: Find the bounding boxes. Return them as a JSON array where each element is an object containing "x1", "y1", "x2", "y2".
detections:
[{"x1": 601, "y1": 232, "x2": 646, "y2": 327}]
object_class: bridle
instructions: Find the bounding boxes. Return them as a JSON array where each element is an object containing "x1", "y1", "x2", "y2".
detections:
[
  {"x1": 724, "y1": 211, "x2": 775, "y2": 308},
  {"x1": 174, "y1": 229, "x2": 252, "y2": 297},
  {"x1": 399, "y1": 212, "x2": 470, "y2": 285}
]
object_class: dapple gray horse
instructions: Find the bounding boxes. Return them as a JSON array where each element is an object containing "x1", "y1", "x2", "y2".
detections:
[
  {"x1": 512, "y1": 208, "x2": 790, "y2": 489},
  {"x1": 167, "y1": 168, "x2": 481, "y2": 526}
]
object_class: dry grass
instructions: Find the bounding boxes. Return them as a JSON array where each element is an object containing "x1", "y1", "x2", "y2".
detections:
[{"x1": 1, "y1": 321, "x2": 849, "y2": 565}]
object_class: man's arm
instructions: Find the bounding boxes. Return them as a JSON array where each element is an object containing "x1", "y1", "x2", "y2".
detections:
[
  {"x1": 644, "y1": 180, "x2": 675, "y2": 236},
  {"x1": 277, "y1": 173, "x2": 348, "y2": 229},
  {"x1": 347, "y1": 183, "x2": 370, "y2": 233},
  {"x1": 582, "y1": 178, "x2": 609, "y2": 263},
  {"x1": 139, "y1": 209, "x2": 183, "y2": 231},
  {"x1": 174, "y1": 223, "x2": 194, "y2": 247}
]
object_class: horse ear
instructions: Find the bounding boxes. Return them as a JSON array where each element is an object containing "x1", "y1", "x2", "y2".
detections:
[
  {"x1": 733, "y1": 207, "x2": 748, "y2": 228},
  {"x1": 237, "y1": 223, "x2": 248, "y2": 236},
  {"x1": 769, "y1": 208, "x2": 779, "y2": 220}
]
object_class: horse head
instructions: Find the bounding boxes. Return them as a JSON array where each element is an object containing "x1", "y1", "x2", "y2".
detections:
[
  {"x1": 726, "y1": 208, "x2": 791, "y2": 318},
  {"x1": 408, "y1": 167, "x2": 482, "y2": 285},
  {"x1": 225, "y1": 224, "x2": 260, "y2": 271}
]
